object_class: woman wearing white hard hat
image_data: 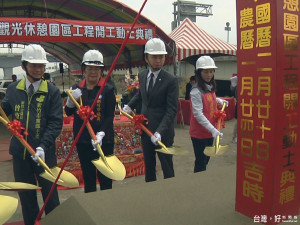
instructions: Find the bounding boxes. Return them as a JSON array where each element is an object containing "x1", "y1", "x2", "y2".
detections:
[
  {"x1": 65, "y1": 49, "x2": 116, "y2": 192},
  {"x1": 189, "y1": 56, "x2": 228, "y2": 172},
  {"x1": 1, "y1": 44, "x2": 62, "y2": 224}
]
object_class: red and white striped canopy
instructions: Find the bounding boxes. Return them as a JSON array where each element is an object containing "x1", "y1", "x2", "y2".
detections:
[{"x1": 169, "y1": 18, "x2": 237, "y2": 61}]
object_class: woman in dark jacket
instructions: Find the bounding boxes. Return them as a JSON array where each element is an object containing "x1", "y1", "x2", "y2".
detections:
[{"x1": 65, "y1": 49, "x2": 116, "y2": 193}]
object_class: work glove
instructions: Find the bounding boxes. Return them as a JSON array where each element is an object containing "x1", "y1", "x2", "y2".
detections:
[
  {"x1": 66, "y1": 88, "x2": 82, "y2": 108},
  {"x1": 91, "y1": 131, "x2": 105, "y2": 151},
  {"x1": 122, "y1": 105, "x2": 132, "y2": 114},
  {"x1": 31, "y1": 147, "x2": 45, "y2": 165},
  {"x1": 151, "y1": 132, "x2": 161, "y2": 146},
  {"x1": 230, "y1": 76, "x2": 238, "y2": 87},
  {"x1": 216, "y1": 97, "x2": 229, "y2": 107},
  {"x1": 211, "y1": 128, "x2": 223, "y2": 139}
]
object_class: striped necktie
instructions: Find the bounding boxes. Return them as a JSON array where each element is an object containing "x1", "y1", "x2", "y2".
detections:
[{"x1": 28, "y1": 84, "x2": 34, "y2": 98}]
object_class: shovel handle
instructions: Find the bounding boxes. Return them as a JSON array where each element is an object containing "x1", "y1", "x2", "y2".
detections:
[
  {"x1": 0, "y1": 106, "x2": 10, "y2": 122},
  {"x1": 121, "y1": 110, "x2": 171, "y2": 153},
  {"x1": 216, "y1": 102, "x2": 227, "y2": 131},
  {"x1": 66, "y1": 90, "x2": 111, "y2": 169},
  {"x1": 66, "y1": 90, "x2": 81, "y2": 109},
  {"x1": 121, "y1": 110, "x2": 153, "y2": 137},
  {"x1": 0, "y1": 115, "x2": 36, "y2": 157},
  {"x1": 0, "y1": 115, "x2": 55, "y2": 177},
  {"x1": 86, "y1": 122, "x2": 107, "y2": 160},
  {"x1": 16, "y1": 135, "x2": 55, "y2": 177}
]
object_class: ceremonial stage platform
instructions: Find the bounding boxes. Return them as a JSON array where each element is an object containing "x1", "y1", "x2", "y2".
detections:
[
  {"x1": 1, "y1": 119, "x2": 261, "y2": 225},
  {"x1": 55, "y1": 115, "x2": 145, "y2": 186}
]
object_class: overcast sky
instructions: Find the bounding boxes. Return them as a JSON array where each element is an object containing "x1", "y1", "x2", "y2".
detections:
[{"x1": 117, "y1": 0, "x2": 237, "y2": 44}]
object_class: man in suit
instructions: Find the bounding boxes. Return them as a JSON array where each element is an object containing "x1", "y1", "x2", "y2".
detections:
[
  {"x1": 123, "y1": 38, "x2": 179, "y2": 182},
  {"x1": 185, "y1": 75, "x2": 196, "y2": 100}
]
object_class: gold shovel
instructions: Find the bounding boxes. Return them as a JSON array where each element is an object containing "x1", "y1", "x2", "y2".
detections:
[
  {"x1": 29, "y1": 152, "x2": 79, "y2": 188},
  {"x1": 204, "y1": 102, "x2": 229, "y2": 157},
  {"x1": 0, "y1": 195, "x2": 18, "y2": 225},
  {"x1": 120, "y1": 110, "x2": 187, "y2": 155},
  {"x1": 66, "y1": 90, "x2": 126, "y2": 181},
  {"x1": 0, "y1": 182, "x2": 40, "y2": 223},
  {"x1": 0, "y1": 109, "x2": 79, "y2": 188},
  {"x1": 0, "y1": 182, "x2": 40, "y2": 191}
]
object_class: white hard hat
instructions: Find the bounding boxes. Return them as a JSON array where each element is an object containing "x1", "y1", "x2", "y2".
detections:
[
  {"x1": 144, "y1": 38, "x2": 167, "y2": 55},
  {"x1": 21, "y1": 44, "x2": 48, "y2": 64},
  {"x1": 196, "y1": 56, "x2": 218, "y2": 69},
  {"x1": 82, "y1": 50, "x2": 104, "y2": 66}
]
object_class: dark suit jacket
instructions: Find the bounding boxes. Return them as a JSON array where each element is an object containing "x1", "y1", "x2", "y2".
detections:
[{"x1": 128, "y1": 69, "x2": 179, "y2": 146}]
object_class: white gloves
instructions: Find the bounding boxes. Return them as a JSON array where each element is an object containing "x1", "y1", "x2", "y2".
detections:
[
  {"x1": 151, "y1": 132, "x2": 161, "y2": 145},
  {"x1": 230, "y1": 76, "x2": 238, "y2": 87},
  {"x1": 122, "y1": 105, "x2": 131, "y2": 114},
  {"x1": 216, "y1": 97, "x2": 229, "y2": 107},
  {"x1": 32, "y1": 147, "x2": 45, "y2": 164},
  {"x1": 91, "y1": 131, "x2": 105, "y2": 151},
  {"x1": 66, "y1": 88, "x2": 82, "y2": 108},
  {"x1": 211, "y1": 128, "x2": 223, "y2": 139}
]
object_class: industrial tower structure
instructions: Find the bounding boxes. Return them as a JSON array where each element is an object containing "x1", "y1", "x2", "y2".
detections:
[{"x1": 172, "y1": 0, "x2": 213, "y2": 30}]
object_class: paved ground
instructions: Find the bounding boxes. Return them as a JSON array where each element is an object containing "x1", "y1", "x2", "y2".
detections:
[{"x1": 0, "y1": 119, "x2": 256, "y2": 225}]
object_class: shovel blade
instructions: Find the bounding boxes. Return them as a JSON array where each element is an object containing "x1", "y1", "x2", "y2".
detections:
[
  {"x1": 204, "y1": 146, "x2": 217, "y2": 157},
  {"x1": 216, "y1": 145, "x2": 229, "y2": 156},
  {"x1": 0, "y1": 182, "x2": 40, "y2": 191},
  {"x1": 204, "y1": 135, "x2": 229, "y2": 157},
  {"x1": 39, "y1": 171, "x2": 64, "y2": 185},
  {"x1": 50, "y1": 167, "x2": 79, "y2": 188},
  {"x1": 171, "y1": 146, "x2": 188, "y2": 155},
  {"x1": 0, "y1": 195, "x2": 18, "y2": 225},
  {"x1": 155, "y1": 146, "x2": 187, "y2": 155},
  {"x1": 155, "y1": 148, "x2": 173, "y2": 155},
  {"x1": 204, "y1": 144, "x2": 229, "y2": 157},
  {"x1": 92, "y1": 155, "x2": 126, "y2": 181}
]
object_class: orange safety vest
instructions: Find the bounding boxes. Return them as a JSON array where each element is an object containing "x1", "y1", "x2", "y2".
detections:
[{"x1": 189, "y1": 91, "x2": 217, "y2": 139}]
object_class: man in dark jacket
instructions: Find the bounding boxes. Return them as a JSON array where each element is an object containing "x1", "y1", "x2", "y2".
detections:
[
  {"x1": 185, "y1": 75, "x2": 196, "y2": 100},
  {"x1": 123, "y1": 38, "x2": 179, "y2": 182},
  {"x1": 1, "y1": 44, "x2": 62, "y2": 225}
]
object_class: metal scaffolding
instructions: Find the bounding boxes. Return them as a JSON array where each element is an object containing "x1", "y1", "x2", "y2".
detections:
[{"x1": 172, "y1": 0, "x2": 213, "y2": 30}]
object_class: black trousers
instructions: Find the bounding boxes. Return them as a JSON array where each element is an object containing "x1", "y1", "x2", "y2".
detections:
[
  {"x1": 76, "y1": 142, "x2": 113, "y2": 193},
  {"x1": 141, "y1": 134, "x2": 174, "y2": 182},
  {"x1": 13, "y1": 156, "x2": 60, "y2": 225},
  {"x1": 191, "y1": 137, "x2": 213, "y2": 173}
]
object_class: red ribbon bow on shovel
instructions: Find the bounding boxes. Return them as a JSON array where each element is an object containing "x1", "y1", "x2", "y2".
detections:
[
  {"x1": 132, "y1": 114, "x2": 148, "y2": 135},
  {"x1": 77, "y1": 105, "x2": 97, "y2": 121},
  {"x1": 214, "y1": 110, "x2": 227, "y2": 129},
  {"x1": 7, "y1": 119, "x2": 29, "y2": 138}
]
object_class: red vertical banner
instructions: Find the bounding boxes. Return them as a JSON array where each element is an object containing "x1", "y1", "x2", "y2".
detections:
[{"x1": 236, "y1": 0, "x2": 300, "y2": 224}]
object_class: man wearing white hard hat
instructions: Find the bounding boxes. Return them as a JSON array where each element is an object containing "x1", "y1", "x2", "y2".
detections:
[
  {"x1": 65, "y1": 49, "x2": 116, "y2": 192},
  {"x1": 1, "y1": 44, "x2": 62, "y2": 224},
  {"x1": 189, "y1": 55, "x2": 229, "y2": 173},
  {"x1": 123, "y1": 38, "x2": 179, "y2": 182}
]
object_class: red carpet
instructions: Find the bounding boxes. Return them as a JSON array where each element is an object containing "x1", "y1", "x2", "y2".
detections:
[{"x1": 0, "y1": 137, "x2": 12, "y2": 162}]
